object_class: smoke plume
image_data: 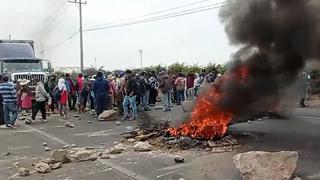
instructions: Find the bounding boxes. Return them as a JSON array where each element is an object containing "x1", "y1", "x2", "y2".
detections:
[{"x1": 218, "y1": 0, "x2": 320, "y2": 117}]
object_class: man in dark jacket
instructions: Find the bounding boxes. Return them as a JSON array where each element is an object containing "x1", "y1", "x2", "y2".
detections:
[
  {"x1": 65, "y1": 73, "x2": 77, "y2": 111},
  {"x1": 92, "y1": 72, "x2": 110, "y2": 116}
]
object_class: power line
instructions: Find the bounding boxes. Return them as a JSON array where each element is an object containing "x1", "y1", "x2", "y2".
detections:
[
  {"x1": 85, "y1": 0, "x2": 215, "y2": 29},
  {"x1": 84, "y1": 2, "x2": 233, "y2": 32},
  {"x1": 45, "y1": 1, "x2": 232, "y2": 51}
]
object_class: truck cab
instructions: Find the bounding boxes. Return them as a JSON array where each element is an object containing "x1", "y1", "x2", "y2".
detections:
[{"x1": 0, "y1": 40, "x2": 46, "y2": 87}]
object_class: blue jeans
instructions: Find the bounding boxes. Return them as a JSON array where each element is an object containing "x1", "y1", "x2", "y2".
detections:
[
  {"x1": 162, "y1": 92, "x2": 171, "y2": 110},
  {"x1": 3, "y1": 102, "x2": 18, "y2": 126},
  {"x1": 176, "y1": 90, "x2": 185, "y2": 104},
  {"x1": 123, "y1": 95, "x2": 137, "y2": 117}
]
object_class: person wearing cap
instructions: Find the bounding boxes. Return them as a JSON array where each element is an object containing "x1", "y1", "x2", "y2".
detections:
[
  {"x1": 0, "y1": 76, "x2": 19, "y2": 129},
  {"x1": 31, "y1": 79, "x2": 51, "y2": 123}
]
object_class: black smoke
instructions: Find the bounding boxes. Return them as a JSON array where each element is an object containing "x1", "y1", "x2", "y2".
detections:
[{"x1": 217, "y1": 0, "x2": 320, "y2": 117}]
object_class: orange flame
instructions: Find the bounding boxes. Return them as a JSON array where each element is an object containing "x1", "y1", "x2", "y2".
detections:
[
  {"x1": 168, "y1": 66, "x2": 249, "y2": 140},
  {"x1": 169, "y1": 90, "x2": 232, "y2": 140}
]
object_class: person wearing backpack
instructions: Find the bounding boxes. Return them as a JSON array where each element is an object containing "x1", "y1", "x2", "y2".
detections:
[
  {"x1": 159, "y1": 71, "x2": 172, "y2": 111},
  {"x1": 30, "y1": 79, "x2": 51, "y2": 123}
]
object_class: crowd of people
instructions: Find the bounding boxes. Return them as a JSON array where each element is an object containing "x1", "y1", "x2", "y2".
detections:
[{"x1": 0, "y1": 68, "x2": 219, "y2": 129}]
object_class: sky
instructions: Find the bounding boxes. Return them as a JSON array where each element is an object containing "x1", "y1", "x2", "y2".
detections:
[{"x1": 0, "y1": 0, "x2": 237, "y2": 70}]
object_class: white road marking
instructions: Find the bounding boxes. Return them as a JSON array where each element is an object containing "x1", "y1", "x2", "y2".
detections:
[{"x1": 19, "y1": 122, "x2": 150, "y2": 180}]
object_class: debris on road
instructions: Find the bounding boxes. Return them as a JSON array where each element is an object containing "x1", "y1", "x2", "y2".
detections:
[
  {"x1": 87, "y1": 121, "x2": 93, "y2": 123},
  {"x1": 44, "y1": 147, "x2": 51, "y2": 151},
  {"x1": 62, "y1": 145, "x2": 70, "y2": 149},
  {"x1": 133, "y1": 142, "x2": 152, "y2": 152},
  {"x1": 233, "y1": 151, "x2": 298, "y2": 180},
  {"x1": 3, "y1": 151, "x2": 11, "y2": 156},
  {"x1": 109, "y1": 143, "x2": 126, "y2": 154},
  {"x1": 71, "y1": 144, "x2": 77, "y2": 148},
  {"x1": 18, "y1": 167, "x2": 30, "y2": 177},
  {"x1": 40, "y1": 158, "x2": 55, "y2": 165},
  {"x1": 42, "y1": 142, "x2": 47, "y2": 146},
  {"x1": 97, "y1": 110, "x2": 117, "y2": 121},
  {"x1": 116, "y1": 121, "x2": 122, "y2": 126},
  {"x1": 50, "y1": 149, "x2": 71, "y2": 163},
  {"x1": 154, "y1": 106, "x2": 163, "y2": 110},
  {"x1": 65, "y1": 122, "x2": 74, "y2": 128},
  {"x1": 174, "y1": 156, "x2": 184, "y2": 163},
  {"x1": 35, "y1": 162, "x2": 51, "y2": 173},
  {"x1": 50, "y1": 162, "x2": 62, "y2": 170},
  {"x1": 127, "y1": 138, "x2": 136, "y2": 143},
  {"x1": 66, "y1": 148, "x2": 98, "y2": 162}
]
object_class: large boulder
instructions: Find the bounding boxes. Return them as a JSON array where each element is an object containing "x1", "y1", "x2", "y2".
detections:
[
  {"x1": 98, "y1": 110, "x2": 117, "y2": 121},
  {"x1": 35, "y1": 162, "x2": 51, "y2": 173},
  {"x1": 182, "y1": 100, "x2": 195, "y2": 112},
  {"x1": 233, "y1": 151, "x2": 298, "y2": 180},
  {"x1": 50, "y1": 149, "x2": 71, "y2": 163}
]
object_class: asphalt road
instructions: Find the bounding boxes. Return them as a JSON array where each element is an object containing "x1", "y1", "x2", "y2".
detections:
[{"x1": 0, "y1": 104, "x2": 319, "y2": 180}]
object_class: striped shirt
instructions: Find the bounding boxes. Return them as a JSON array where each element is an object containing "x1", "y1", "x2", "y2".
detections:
[{"x1": 0, "y1": 82, "x2": 17, "y2": 104}]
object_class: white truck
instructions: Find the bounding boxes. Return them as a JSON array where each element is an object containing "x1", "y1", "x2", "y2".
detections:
[{"x1": 0, "y1": 40, "x2": 47, "y2": 86}]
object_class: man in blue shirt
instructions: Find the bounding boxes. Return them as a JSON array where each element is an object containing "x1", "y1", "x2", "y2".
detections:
[
  {"x1": 92, "y1": 72, "x2": 110, "y2": 116},
  {"x1": 0, "y1": 76, "x2": 18, "y2": 129}
]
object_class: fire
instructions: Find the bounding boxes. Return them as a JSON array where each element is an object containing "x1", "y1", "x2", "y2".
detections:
[
  {"x1": 169, "y1": 89, "x2": 232, "y2": 140},
  {"x1": 168, "y1": 66, "x2": 249, "y2": 140}
]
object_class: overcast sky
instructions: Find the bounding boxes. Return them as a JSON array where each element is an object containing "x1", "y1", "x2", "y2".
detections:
[{"x1": 0, "y1": 0, "x2": 237, "y2": 70}]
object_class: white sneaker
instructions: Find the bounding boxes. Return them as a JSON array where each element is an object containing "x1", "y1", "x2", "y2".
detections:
[{"x1": 0, "y1": 125, "x2": 9, "y2": 129}]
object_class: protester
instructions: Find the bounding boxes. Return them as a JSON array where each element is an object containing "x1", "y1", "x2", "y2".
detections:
[
  {"x1": 159, "y1": 71, "x2": 172, "y2": 111},
  {"x1": 20, "y1": 79, "x2": 32, "y2": 112},
  {"x1": 175, "y1": 73, "x2": 186, "y2": 105},
  {"x1": 30, "y1": 79, "x2": 50, "y2": 123},
  {"x1": 0, "y1": 76, "x2": 18, "y2": 129},
  {"x1": 45, "y1": 75, "x2": 58, "y2": 112},
  {"x1": 186, "y1": 73, "x2": 195, "y2": 99},
  {"x1": 107, "y1": 75, "x2": 116, "y2": 110},
  {"x1": 92, "y1": 72, "x2": 109, "y2": 116},
  {"x1": 148, "y1": 71, "x2": 158, "y2": 106},
  {"x1": 76, "y1": 73, "x2": 84, "y2": 100},
  {"x1": 89, "y1": 76, "x2": 96, "y2": 110},
  {"x1": 116, "y1": 73, "x2": 126, "y2": 116},
  {"x1": 0, "y1": 75, "x2": 3, "y2": 126},
  {"x1": 79, "y1": 75, "x2": 91, "y2": 112},
  {"x1": 16, "y1": 79, "x2": 22, "y2": 110},
  {"x1": 58, "y1": 78, "x2": 68, "y2": 118},
  {"x1": 122, "y1": 70, "x2": 138, "y2": 121},
  {"x1": 298, "y1": 72, "x2": 310, "y2": 108},
  {"x1": 65, "y1": 73, "x2": 77, "y2": 111},
  {"x1": 137, "y1": 71, "x2": 149, "y2": 111}
]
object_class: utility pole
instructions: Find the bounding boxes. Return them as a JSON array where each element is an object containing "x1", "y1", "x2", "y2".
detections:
[
  {"x1": 68, "y1": 0, "x2": 87, "y2": 73},
  {"x1": 139, "y1": 49, "x2": 143, "y2": 68}
]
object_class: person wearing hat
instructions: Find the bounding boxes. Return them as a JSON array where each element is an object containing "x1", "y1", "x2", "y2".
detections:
[
  {"x1": 0, "y1": 76, "x2": 18, "y2": 129},
  {"x1": 20, "y1": 79, "x2": 32, "y2": 112}
]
